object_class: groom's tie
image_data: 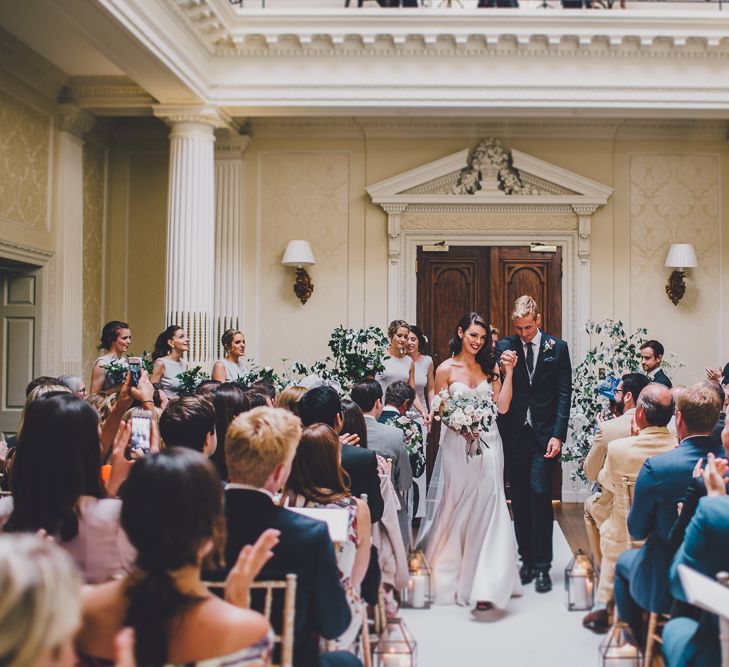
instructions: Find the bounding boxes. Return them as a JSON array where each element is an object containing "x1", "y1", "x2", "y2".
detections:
[{"x1": 526, "y1": 341, "x2": 535, "y2": 378}]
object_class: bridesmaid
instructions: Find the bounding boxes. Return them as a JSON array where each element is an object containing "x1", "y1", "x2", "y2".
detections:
[
  {"x1": 376, "y1": 320, "x2": 428, "y2": 422},
  {"x1": 212, "y1": 329, "x2": 248, "y2": 382},
  {"x1": 90, "y1": 321, "x2": 131, "y2": 393},
  {"x1": 149, "y1": 325, "x2": 189, "y2": 397},
  {"x1": 407, "y1": 325, "x2": 435, "y2": 427}
]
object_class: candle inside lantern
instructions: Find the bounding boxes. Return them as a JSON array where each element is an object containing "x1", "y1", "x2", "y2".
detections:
[
  {"x1": 410, "y1": 573, "x2": 427, "y2": 608},
  {"x1": 569, "y1": 565, "x2": 593, "y2": 610},
  {"x1": 382, "y1": 653, "x2": 409, "y2": 667},
  {"x1": 604, "y1": 641, "x2": 639, "y2": 666}
]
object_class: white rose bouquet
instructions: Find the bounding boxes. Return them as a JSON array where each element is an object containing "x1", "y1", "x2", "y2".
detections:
[
  {"x1": 386, "y1": 414, "x2": 426, "y2": 477},
  {"x1": 431, "y1": 387, "x2": 498, "y2": 459}
]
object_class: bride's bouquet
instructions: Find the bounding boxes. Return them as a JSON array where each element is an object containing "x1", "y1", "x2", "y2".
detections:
[{"x1": 431, "y1": 386, "x2": 498, "y2": 459}]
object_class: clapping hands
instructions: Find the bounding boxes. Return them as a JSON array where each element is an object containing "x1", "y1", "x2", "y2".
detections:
[{"x1": 693, "y1": 453, "x2": 729, "y2": 496}]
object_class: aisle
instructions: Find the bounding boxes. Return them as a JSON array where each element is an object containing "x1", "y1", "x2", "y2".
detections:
[{"x1": 401, "y1": 523, "x2": 603, "y2": 667}]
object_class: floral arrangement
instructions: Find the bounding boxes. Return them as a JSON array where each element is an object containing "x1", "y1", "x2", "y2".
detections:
[
  {"x1": 287, "y1": 326, "x2": 389, "y2": 396},
  {"x1": 101, "y1": 359, "x2": 129, "y2": 387},
  {"x1": 176, "y1": 366, "x2": 210, "y2": 396},
  {"x1": 233, "y1": 362, "x2": 287, "y2": 393},
  {"x1": 563, "y1": 319, "x2": 684, "y2": 480},
  {"x1": 431, "y1": 386, "x2": 497, "y2": 459},
  {"x1": 386, "y1": 414, "x2": 426, "y2": 478}
]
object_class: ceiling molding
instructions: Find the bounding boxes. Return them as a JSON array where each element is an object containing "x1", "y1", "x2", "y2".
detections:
[
  {"x1": 66, "y1": 75, "x2": 157, "y2": 115},
  {"x1": 0, "y1": 28, "x2": 68, "y2": 101}
]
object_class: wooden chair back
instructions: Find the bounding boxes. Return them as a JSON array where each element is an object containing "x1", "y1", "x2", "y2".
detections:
[
  {"x1": 204, "y1": 574, "x2": 297, "y2": 667},
  {"x1": 620, "y1": 474, "x2": 639, "y2": 549}
]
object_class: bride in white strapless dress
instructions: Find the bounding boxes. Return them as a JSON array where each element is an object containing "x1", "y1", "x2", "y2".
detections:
[{"x1": 417, "y1": 313, "x2": 522, "y2": 610}]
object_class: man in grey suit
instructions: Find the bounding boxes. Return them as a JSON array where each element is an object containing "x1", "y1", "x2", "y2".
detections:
[{"x1": 351, "y1": 378, "x2": 413, "y2": 547}]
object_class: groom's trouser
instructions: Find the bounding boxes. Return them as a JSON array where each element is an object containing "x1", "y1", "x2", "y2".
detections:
[{"x1": 504, "y1": 424, "x2": 558, "y2": 572}]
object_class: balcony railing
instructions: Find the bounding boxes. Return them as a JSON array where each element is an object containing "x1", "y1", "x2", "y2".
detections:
[{"x1": 229, "y1": 0, "x2": 723, "y2": 9}]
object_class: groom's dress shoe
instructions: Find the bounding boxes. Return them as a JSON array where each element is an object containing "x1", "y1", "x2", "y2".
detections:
[
  {"x1": 519, "y1": 564, "x2": 535, "y2": 585},
  {"x1": 582, "y1": 609, "x2": 610, "y2": 634},
  {"x1": 535, "y1": 571, "x2": 552, "y2": 593}
]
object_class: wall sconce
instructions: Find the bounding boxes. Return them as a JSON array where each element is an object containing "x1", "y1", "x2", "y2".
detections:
[
  {"x1": 282, "y1": 240, "x2": 316, "y2": 305},
  {"x1": 664, "y1": 243, "x2": 697, "y2": 306}
]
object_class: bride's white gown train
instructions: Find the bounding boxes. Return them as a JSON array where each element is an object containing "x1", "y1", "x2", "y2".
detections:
[{"x1": 419, "y1": 380, "x2": 522, "y2": 608}]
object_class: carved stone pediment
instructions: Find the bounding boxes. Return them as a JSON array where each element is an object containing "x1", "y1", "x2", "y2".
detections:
[{"x1": 366, "y1": 138, "x2": 612, "y2": 207}]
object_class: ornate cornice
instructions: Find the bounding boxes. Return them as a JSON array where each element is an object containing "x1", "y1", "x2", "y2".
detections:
[
  {"x1": 405, "y1": 203, "x2": 577, "y2": 214},
  {"x1": 0, "y1": 238, "x2": 54, "y2": 263},
  {"x1": 214, "y1": 130, "x2": 251, "y2": 157},
  {"x1": 58, "y1": 104, "x2": 95, "y2": 139},
  {"x1": 66, "y1": 76, "x2": 157, "y2": 114},
  {"x1": 153, "y1": 104, "x2": 238, "y2": 131}
]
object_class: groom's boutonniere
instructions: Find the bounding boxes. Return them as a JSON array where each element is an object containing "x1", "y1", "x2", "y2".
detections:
[{"x1": 542, "y1": 338, "x2": 556, "y2": 354}]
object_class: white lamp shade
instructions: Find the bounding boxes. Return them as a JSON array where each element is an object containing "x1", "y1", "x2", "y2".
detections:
[
  {"x1": 665, "y1": 243, "x2": 697, "y2": 269},
  {"x1": 282, "y1": 240, "x2": 316, "y2": 267}
]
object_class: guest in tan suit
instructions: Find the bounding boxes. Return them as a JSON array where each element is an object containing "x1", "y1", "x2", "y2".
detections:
[
  {"x1": 582, "y1": 384, "x2": 677, "y2": 633},
  {"x1": 583, "y1": 373, "x2": 650, "y2": 566}
]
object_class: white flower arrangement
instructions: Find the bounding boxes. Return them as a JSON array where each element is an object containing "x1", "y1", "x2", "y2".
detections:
[
  {"x1": 386, "y1": 414, "x2": 426, "y2": 477},
  {"x1": 431, "y1": 386, "x2": 498, "y2": 460}
]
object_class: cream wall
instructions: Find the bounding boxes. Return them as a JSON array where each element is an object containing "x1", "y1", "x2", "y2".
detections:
[{"x1": 97, "y1": 120, "x2": 729, "y2": 384}]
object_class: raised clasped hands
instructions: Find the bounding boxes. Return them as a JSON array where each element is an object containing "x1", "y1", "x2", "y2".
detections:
[{"x1": 499, "y1": 350, "x2": 518, "y2": 374}]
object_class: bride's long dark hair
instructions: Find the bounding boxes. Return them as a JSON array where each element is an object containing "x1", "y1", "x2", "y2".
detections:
[{"x1": 449, "y1": 312, "x2": 497, "y2": 380}]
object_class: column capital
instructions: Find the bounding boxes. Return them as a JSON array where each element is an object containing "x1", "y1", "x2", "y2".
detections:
[
  {"x1": 58, "y1": 103, "x2": 95, "y2": 139},
  {"x1": 214, "y1": 130, "x2": 251, "y2": 159},
  {"x1": 153, "y1": 104, "x2": 235, "y2": 131}
]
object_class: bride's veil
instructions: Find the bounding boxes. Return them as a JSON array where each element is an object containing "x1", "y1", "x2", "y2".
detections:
[{"x1": 415, "y1": 427, "x2": 445, "y2": 548}]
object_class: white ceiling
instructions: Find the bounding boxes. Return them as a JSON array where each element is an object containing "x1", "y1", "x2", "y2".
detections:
[{"x1": 0, "y1": 0, "x2": 123, "y2": 76}]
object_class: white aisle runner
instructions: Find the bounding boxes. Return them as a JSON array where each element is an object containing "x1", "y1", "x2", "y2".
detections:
[{"x1": 401, "y1": 523, "x2": 603, "y2": 667}]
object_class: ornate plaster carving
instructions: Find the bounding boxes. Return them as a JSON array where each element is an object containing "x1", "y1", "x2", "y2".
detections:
[{"x1": 58, "y1": 104, "x2": 95, "y2": 139}]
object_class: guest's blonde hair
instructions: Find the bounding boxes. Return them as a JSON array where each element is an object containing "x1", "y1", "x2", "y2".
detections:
[
  {"x1": 511, "y1": 295, "x2": 539, "y2": 320},
  {"x1": 676, "y1": 382, "x2": 723, "y2": 434},
  {"x1": 0, "y1": 534, "x2": 81, "y2": 667},
  {"x1": 16, "y1": 384, "x2": 71, "y2": 439},
  {"x1": 277, "y1": 386, "x2": 308, "y2": 415},
  {"x1": 226, "y1": 407, "x2": 302, "y2": 487}
]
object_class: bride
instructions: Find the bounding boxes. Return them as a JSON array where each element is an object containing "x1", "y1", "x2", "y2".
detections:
[{"x1": 418, "y1": 312, "x2": 521, "y2": 612}]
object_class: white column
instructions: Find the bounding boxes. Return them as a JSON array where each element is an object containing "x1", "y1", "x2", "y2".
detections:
[
  {"x1": 55, "y1": 104, "x2": 94, "y2": 376},
  {"x1": 382, "y1": 203, "x2": 408, "y2": 322},
  {"x1": 213, "y1": 133, "x2": 249, "y2": 359},
  {"x1": 154, "y1": 107, "x2": 221, "y2": 368}
]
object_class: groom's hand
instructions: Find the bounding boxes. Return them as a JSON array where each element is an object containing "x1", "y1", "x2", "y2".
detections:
[{"x1": 544, "y1": 437, "x2": 561, "y2": 459}]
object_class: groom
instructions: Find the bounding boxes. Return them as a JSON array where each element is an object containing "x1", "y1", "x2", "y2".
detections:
[{"x1": 496, "y1": 295, "x2": 572, "y2": 593}]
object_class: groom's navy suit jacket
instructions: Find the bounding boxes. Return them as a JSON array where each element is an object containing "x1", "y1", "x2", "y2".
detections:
[{"x1": 495, "y1": 333, "x2": 572, "y2": 449}]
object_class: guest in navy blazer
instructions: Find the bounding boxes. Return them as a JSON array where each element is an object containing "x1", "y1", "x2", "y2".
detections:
[
  {"x1": 664, "y1": 491, "x2": 729, "y2": 667},
  {"x1": 220, "y1": 407, "x2": 361, "y2": 667},
  {"x1": 614, "y1": 382, "x2": 724, "y2": 645}
]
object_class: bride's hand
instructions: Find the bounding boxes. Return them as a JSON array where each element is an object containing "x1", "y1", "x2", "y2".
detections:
[{"x1": 500, "y1": 350, "x2": 517, "y2": 373}]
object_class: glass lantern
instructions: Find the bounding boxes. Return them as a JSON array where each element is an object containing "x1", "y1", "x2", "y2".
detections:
[
  {"x1": 599, "y1": 621, "x2": 643, "y2": 666},
  {"x1": 373, "y1": 618, "x2": 417, "y2": 667},
  {"x1": 564, "y1": 549, "x2": 597, "y2": 611},
  {"x1": 401, "y1": 549, "x2": 432, "y2": 609}
]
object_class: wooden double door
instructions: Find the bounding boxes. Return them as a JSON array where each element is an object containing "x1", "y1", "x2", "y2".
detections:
[{"x1": 416, "y1": 245, "x2": 563, "y2": 499}]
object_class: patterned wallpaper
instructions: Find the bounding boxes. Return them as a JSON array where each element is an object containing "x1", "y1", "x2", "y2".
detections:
[
  {"x1": 82, "y1": 142, "x2": 106, "y2": 379},
  {"x1": 629, "y1": 154, "x2": 720, "y2": 383},
  {"x1": 0, "y1": 89, "x2": 50, "y2": 228}
]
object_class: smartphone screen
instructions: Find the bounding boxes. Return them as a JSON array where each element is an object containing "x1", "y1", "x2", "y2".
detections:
[
  {"x1": 128, "y1": 356, "x2": 142, "y2": 387},
  {"x1": 130, "y1": 415, "x2": 151, "y2": 453}
]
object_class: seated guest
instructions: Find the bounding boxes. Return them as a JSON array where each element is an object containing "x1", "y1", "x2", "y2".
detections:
[
  {"x1": 640, "y1": 339, "x2": 673, "y2": 388},
  {"x1": 244, "y1": 390, "x2": 270, "y2": 409},
  {"x1": 0, "y1": 533, "x2": 87, "y2": 667},
  {"x1": 0, "y1": 394, "x2": 135, "y2": 583},
  {"x1": 222, "y1": 407, "x2": 361, "y2": 667},
  {"x1": 251, "y1": 380, "x2": 277, "y2": 406},
  {"x1": 277, "y1": 385, "x2": 308, "y2": 415},
  {"x1": 77, "y1": 448, "x2": 273, "y2": 667},
  {"x1": 664, "y1": 455, "x2": 729, "y2": 667},
  {"x1": 209, "y1": 383, "x2": 248, "y2": 482},
  {"x1": 283, "y1": 423, "x2": 371, "y2": 653},
  {"x1": 351, "y1": 379, "x2": 412, "y2": 547},
  {"x1": 58, "y1": 374, "x2": 87, "y2": 398},
  {"x1": 582, "y1": 373, "x2": 650, "y2": 570},
  {"x1": 343, "y1": 399, "x2": 408, "y2": 603},
  {"x1": 379, "y1": 380, "x2": 415, "y2": 424},
  {"x1": 613, "y1": 382, "x2": 724, "y2": 645},
  {"x1": 299, "y1": 386, "x2": 384, "y2": 524},
  {"x1": 583, "y1": 384, "x2": 676, "y2": 633},
  {"x1": 159, "y1": 396, "x2": 217, "y2": 457}
]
